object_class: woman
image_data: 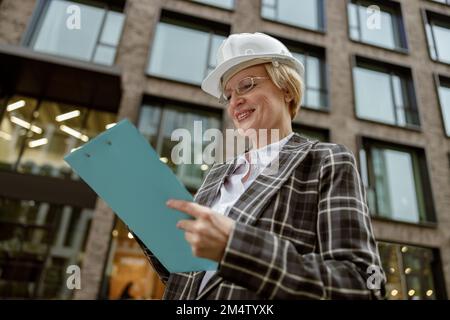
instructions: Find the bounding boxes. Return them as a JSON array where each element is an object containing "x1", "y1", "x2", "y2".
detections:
[{"x1": 136, "y1": 33, "x2": 386, "y2": 299}]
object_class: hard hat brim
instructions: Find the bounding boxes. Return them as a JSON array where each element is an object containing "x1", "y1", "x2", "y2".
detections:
[{"x1": 201, "y1": 53, "x2": 304, "y2": 99}]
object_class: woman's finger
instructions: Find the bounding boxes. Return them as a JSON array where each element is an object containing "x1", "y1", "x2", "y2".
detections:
[
  {"x1": 167, "y1": 199, "x2": 210, "y2": 219},
  {"x1": 176, "y1": 219, "x2": 196, "y2": 232}
]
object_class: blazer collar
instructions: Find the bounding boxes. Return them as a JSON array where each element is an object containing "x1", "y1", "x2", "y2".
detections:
[{"x1": 195, "y1": 133, "x2": 314, "y2": 216}]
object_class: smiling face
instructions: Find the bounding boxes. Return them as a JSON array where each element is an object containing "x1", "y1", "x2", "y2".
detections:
[{"x1": 223, "y1": 64, "x2": 293, "y2": 144}]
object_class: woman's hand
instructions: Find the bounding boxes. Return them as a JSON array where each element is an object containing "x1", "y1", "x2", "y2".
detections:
[{"x1": 166, "y1": 199, "x2": 235, "y2": 262}]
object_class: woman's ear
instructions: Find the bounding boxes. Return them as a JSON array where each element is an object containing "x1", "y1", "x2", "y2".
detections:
[{"x1": 284, "y1": 90, "x2": 293, "y2": 103}]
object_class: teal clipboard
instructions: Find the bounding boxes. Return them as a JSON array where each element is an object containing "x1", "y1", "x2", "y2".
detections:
[{"x1": 64, "y1": 119, "x2": 217, "y2": 273}]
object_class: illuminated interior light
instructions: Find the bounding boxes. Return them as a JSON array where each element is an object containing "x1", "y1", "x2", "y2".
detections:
[
  {"x1": 105, "y1": 123, "x2": 116, "y2": 129},
  {"x1": 10, "y1": 116, "x2": 42, "y2": 134},
  {"x1": 60, "y1": 125, "x2": 89, "y2": 142},
  {"x1": 55, "y1": 110, "x2": 81, "y2": 122},
  {"x1": 28, "y1": 138, "x2": 48, "y2": 148},
  {"x1": 6, "y1": 100, "x2": 26, "y2": 112}
]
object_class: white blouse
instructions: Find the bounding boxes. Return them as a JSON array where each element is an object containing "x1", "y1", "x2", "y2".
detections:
[{"x1": 198, "y1": 132, "x2": 294, "y2": 294}]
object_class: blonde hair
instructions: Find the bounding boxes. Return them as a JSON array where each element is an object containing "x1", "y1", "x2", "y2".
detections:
[{"x1": 264, "y1": 62, "x2": 304, "y2": 119}]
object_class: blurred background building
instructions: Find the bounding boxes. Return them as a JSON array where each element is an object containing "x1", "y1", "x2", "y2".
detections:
[{"x1": 0, "y1": 0, "x2": 449, "y2": 300}]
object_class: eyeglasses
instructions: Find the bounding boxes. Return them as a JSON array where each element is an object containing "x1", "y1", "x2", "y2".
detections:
[{"x1": 220, "y1": 76, "x2": 269, "y2": 105}]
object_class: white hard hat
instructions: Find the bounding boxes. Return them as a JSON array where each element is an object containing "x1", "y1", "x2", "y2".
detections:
[{"x1": 201, "y1": 32, "x2": 305, "y2": 100}]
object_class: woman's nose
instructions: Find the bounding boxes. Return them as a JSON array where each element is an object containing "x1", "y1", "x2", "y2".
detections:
[{"x1": 228, "y1": 93, "x2": 244, "y2": 110}]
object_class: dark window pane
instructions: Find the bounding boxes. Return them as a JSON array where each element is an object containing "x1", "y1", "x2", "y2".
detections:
[
  {"x1": 362, "y1": 140, "x2": 430, "y2": 224},
  {"x1": 432, "y1": 23, "x2": 450, "y2": 63},
  {"x1": 438, "y1": 82, "x2": 450, "y2": 136},
  {"x1": 353, "y1": 63, "x2": 418, "y2": 128},
  {"x1": 372, "y1": 147, "x2": 421, "y2": 223},
  {"x1": 379, "y1": 243, "x2": 440, "y2": 300},
  {"x1": 293, "y1": 126, "x2": 328, "y2": 142},
  {"x1": 0, "y1": 97, "x2": 38, "y2": 171},
  {"x1": 32, "y1": 1, "x2": 104, "y2": 61},
  {"x1": 30, "y1": 0, "x2": 124, "y2": 65},
  {"x1": 426, "y1": 13, "x2": 450, "y2": 64},
  {"x1": 348, "y1": 3, "x2": 360, "y2": 39},
  {"x1": 348, "y1": 1, "x2": 404, "y2": 50},
  {"x1": 261, "y1": 0, "x2": 323, "y2": 31},
  {"x1": 0, "y1": 197, "x2": 92, "y2": 299},
  {"x1": 291, "y1": 52, "x2": 327, "y2": 110},
  {"x1": 100, "y1": 11, "x2": 125, "y2": 46},
  {"x1": 93, "y1": 45, "x2": 116, "y2": 65},
  {"x1": 191, "y1": 0, "x2": 234, "y2": 9},
  {"x1": 360, "y1": 5, "x2": 396, "y2": 49},
  {"x1": 0, "y1": 96, "x2": 117, "y2": 179},
  {"x1": 354, "y1": 67, "x2": 396, "y2": 124},
  {"x1": 148, "y1": 22, "x2": 226, "y2": 84},
  {"x1": 138, "y1": 104, "x2": 221, "y2": 190}
]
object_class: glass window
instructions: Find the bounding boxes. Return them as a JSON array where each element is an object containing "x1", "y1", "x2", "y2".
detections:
[
  {"x1": 438, "y1": 78, "x2": 450, "y2": 136},
  {"x1": 379, "y1": 242, "x2": 442, "y2": 300},
  {"x1": 292, "y1": 51, "x2": 327, "y2": 110},
  {"x1": 293, "y1": 125, "x2": 329, "y2": 142},
  {"x1": 261, "y1": 0, "x2": 324, "y2": 31},
  {"x1": 425, "y1": 12, "x2": 450, "y2": 64},
  {"x1": 353, "y1": 62, "x2": 419, "y2": 128},
  {"x1": 431, "y1": 0, "x2": 450, "y2": 5},
  {"x1": 347, "y1": 1, "x2": 406, "y2": 50},
  {"x1": 102, "y1": 219, "x2": 166, "y2": 300},
  {"x1": 190, "y1": 0, "x2": 234, "y2": 9},
  {"x1": 138, "y1": 103, "x2": 222, "y2": 190},
  {"x1": 148, "y1": 21, "x2": 226, "y2": 85},
  {"x1": 360, "y1": 141, "x2": 431, "y2": 224},
  {"x1": 30, "y1": 0, "x2": 124, "y2": 65},
  {"x1": 0, "y1": 197, "x2": 93, "y2": 299},
  {"x1": 0, "y1": 95, "x2": 117, "y2": 179}
]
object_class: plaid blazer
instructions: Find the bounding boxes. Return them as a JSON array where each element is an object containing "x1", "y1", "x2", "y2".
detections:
[{"x1": 135, "y1": 133, "x2": 386, "y2": 299}]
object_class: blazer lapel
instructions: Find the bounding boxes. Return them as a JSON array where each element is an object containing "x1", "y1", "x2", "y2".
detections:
[
  {"x1": 193, "y1": 161, "x2": 236, "y2": 207},
  {"x1": 195, "y1": 274, "x2": 223, "y2": 300},
  {"x1": 226, "y1": 133, "x2": 315, "y2": 225}
]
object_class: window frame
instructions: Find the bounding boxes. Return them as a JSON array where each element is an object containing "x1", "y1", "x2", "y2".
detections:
[
  {"x1": 260, "y1": 0, "x2": 327, "y2": 33},
  {"x1": 146, "y1": 10, "x2": 230, "y2": 86},
  {"x1": 23, "y1": 0, "x2": 126, "y2": 65},
  {"x1": 357, "y1": 136, "x2": 437, "y2": 226},
  {"x1": 351, "y1": 55, "x2": 421, "y2": 130},
  {"x1": 434, "y1": 74, "x2": 450, "y2": 138},
  {"x1": 346, "y1": 0, "x2": 408, "y2": 53},
  {"x1": 422, "y1": 9, "x2": 450, "y2": 66}
]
